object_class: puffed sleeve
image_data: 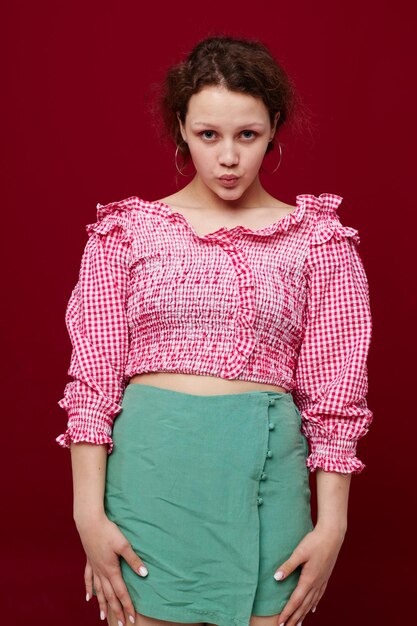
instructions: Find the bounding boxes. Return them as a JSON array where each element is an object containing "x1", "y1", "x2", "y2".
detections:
[
  {"x1": 55, "y1": 201, "x2": 134, "y2": 455},
  {"x1": 292, "y1": 204, "x2": 374, "y2": 474}
]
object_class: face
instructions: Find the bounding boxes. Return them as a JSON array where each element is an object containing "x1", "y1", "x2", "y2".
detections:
[{"x1": 178, "y1": 85, "x2": 279, "y2": 203}]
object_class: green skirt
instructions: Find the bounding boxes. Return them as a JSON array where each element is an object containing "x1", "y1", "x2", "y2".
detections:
[{"x1": 102, "y1": 383, "x2": 314, "y2": 626}]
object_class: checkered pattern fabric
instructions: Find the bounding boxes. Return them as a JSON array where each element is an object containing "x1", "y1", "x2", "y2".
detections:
[{"x1": 56, "y1": 193, "x2": 373, "y2": 474}]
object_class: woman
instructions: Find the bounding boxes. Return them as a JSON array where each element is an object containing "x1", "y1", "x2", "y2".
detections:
[{"x1": 56, "y1": 36, "x2": 373, "y2": 626}]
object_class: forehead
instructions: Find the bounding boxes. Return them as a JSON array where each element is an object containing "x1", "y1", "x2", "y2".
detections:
[{"x1": 186, "y1": 85, "x2": 269, "y2": 123}]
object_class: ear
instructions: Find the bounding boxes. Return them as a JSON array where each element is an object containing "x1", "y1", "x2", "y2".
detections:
[
  {"x1": 176, "y1": 112, "x2": 187, "y2": 143},
  {"x1": 270, "y1": 111, "x2": 280, "y2": 142}
]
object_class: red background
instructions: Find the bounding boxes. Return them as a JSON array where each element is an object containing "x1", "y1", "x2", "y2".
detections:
[{"x1": 3, "y1": 1, "x2": 415, "y2": 623}]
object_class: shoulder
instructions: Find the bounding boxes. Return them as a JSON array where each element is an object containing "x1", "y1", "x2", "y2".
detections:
[
  {"x1": 299, "y1": 193, "x2": 365, "y2": 273},
  {"x1": 84, "y1": 196, "x2": 144, "y2": 243},
  {"x1": 302, "y1": 193, "x2": 361, "y2": 247}
]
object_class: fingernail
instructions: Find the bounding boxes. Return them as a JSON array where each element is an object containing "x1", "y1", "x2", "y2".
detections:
[
  {"x1": 118, "y1": 621, "x2": 124, "y2": 626},
  {"x1": 100, "y1": 611, "x2": 106, "y2": 620},
  {"x1": 279, "y1": 622, "x2": 285, "y2": 626},
  {"x1": 139, "y1": 565, "x2": 148, "y2": 576},
  {"x1": 296, "y1": 621, "x2": 302, "y2": 626},
  {"x1": 86, "y1": 592, "x2": 90, "y2": 601},
  {"x1": 312, "y1": 606, "x2": 317, "y2": 613},
  {"x1": 274, "y1": 570, "x2": 284, "y2": 580},
  {"x1": 129, "y1": 616, "x2": 136, "y2": 624}
]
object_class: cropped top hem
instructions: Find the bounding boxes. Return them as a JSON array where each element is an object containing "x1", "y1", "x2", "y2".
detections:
[{"x1": 123, "y1": 342, "x2": 296, "y2": 389}]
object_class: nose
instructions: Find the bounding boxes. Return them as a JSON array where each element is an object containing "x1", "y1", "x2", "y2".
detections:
[{"x1": 219, "y1": 140, "x2": 239, "y2": 167}]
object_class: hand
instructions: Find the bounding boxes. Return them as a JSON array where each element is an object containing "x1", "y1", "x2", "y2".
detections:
[
  {"x1": 77, "y1": 512, "x2": 148, "y2": 625},
  {"x1": 273, "y1": 525, "x2": 346, "y2": 625}
]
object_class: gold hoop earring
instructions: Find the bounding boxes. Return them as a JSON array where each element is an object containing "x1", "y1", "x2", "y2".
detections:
[
  {"x1": 175, "y1": 141, "x2": 193, "y2": 177},
  {"x1": 261, "y1": 141, "x2": 283, "y2": 174}
]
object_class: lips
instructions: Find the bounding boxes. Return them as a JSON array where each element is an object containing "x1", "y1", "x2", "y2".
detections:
[{"x1": 218, "y1": 175, "x2": 240, "y2": 188}]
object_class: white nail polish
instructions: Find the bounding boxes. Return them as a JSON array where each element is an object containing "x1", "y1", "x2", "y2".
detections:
[
  {"x1": 129, "y1": 616, "x2": 135, "y2": 624},
  {"x1": 100, "y1": 611, "x2": 106, "y2": 620},
  {"x1": 274, "y1": 570, "x2": 284, "y2": 580},
  {"x1": 279, "y1": 622, "x2": 285, "y2": 626},
  {"x1": 139, "y1": 565, "x2": 148, "y2": 576},
  {"x1": 86, "y1": 592, "x2": 90, "y2": 601},
  {"x1": 296, "y1": 621, "x2": 302, "y2": 626},
  {"x1": 118, "y1": 621, "x2": 124, "y2": 626}
]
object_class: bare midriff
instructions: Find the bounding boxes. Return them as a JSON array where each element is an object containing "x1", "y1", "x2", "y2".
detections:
[{"x1": 128, "y1": 372, "x2": 288, "y2": 395}]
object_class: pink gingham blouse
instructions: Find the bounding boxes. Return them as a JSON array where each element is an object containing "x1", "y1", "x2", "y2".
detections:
[{"x1": 56, "y1": 193, "x2": 373, "y2": 474}]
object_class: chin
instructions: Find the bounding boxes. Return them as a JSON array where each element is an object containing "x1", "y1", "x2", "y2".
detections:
[{"x1": 215, "y1": 185, "x2": 246, "y2": 201}]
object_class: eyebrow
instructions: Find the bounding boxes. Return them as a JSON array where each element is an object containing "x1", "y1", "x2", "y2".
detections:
[{"x1": 191, "y1": 122, "x2": 266, "y2": 129}]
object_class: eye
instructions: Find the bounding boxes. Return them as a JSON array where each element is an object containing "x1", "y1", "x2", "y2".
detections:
[
  {"x1": 200, "y1": 130, "x2": 217, "y2": 141},
  {"x1": 240, "y1": 130, "x2": 257, "y2": 140}
]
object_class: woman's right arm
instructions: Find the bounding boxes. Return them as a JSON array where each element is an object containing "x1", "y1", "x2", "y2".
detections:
[
  {"x1": 71, "y1": 442, "x2": 148, "y2": 625},
  {"x1": 71, "y1": 442, "x2": 107, "y2": 524},
  {"x1": 56, "y1": 205, "x2": 145, "y2": 623}
]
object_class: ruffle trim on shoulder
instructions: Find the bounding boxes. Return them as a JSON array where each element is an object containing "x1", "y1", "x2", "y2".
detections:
[
  {"x1": 298, "y1": 192, "x2": 344, "y2": 213},
  {"x1": 312, "y1": 220, "x2": 360, "y2": 246},
  {"x1": 307, "y1": 194, "x2": 360, "y2": 246},
  {"x1": 85, "y1": 197, "x2": 138, "y2": 244}
]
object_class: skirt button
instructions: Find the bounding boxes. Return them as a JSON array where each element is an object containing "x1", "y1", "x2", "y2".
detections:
[
  {"x1": 257, "y1": 497, "x2": 264, "y2": 505},
  {"x1": 268, "y1": 398, "x2": 276, "y2": 406},
  {"x1": 260, "y1": 472, "x2": 267, "y2": 480},
  {"x1": 266, "y1": 450, "x2": 273, "y2": 458},
  {"x1": 268, "y1": 422, "x2": 275, "y2": 430}
]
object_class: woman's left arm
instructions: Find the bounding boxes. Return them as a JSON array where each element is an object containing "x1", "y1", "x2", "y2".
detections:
[
  {"x1": 274, "y1": 199, "x2": 374, "y2": 625},
  {"x1": 273, "y1": 470, "x2": 352, "y2": 626},
  {"x1": 315, "y1": 468, "x2": 351, "y2": 535}
]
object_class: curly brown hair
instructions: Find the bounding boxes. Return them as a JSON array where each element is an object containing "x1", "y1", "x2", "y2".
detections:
[{"x1": 158, "y1": 35, "x2": 308, "y2": 162}]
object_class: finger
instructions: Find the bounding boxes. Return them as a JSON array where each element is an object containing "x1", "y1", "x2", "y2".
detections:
[
  {"x1": 111, "y1": 575, "x2": 137, "y2": 624},
  {"x1": 311, "y1": 580, "x2": 327, "y2": 613},
  {"x1": 119, "y1": 542, "x2": 148, "y2": 577},
  {"x1": 310, "y1": 587, "x2": 321, "y2": 614},
  {"x1": 101, "y1": 575, "x2": 127, "y2": 625},
  {"x1": 276, "y1": 579, "x2": 313, "y2": 625},
  {"x1": 274, "y1": 551, "x2": 304, "y2": 582},
  {"x1": 284, "y1": 587, "x2": 317, "y2": 626},
  {"x1": 308, "y1": 587, "x2": 321, "y2": 614},
  {"x1": 94, "y1": 573, "x2": 108, "y2": 622},
  {"x1": 84, "y1": 559, "x2": 94, "y2": 602},
  {"x1": 313, "y1": 581, "x2": 327, "y2": 607}
]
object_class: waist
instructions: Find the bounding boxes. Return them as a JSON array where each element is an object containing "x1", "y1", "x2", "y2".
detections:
[{"x1": 128, "y1": 372, "x2": 288, "y2": 395}]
